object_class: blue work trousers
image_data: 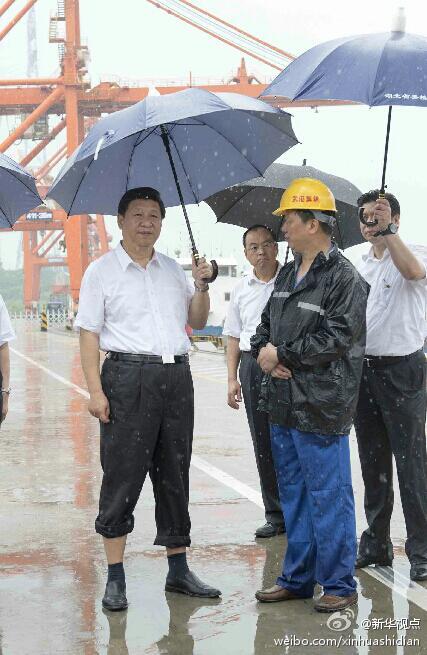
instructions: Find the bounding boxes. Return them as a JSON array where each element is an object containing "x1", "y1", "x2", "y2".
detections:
[{"x1": 270, "y1": 425, "x2": 357, "y2": 597}]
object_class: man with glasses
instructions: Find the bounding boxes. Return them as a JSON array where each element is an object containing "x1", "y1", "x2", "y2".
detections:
[
  {"x1": 224, "y1": 225, "x2": 285, "y2": 538},
  {"x1": 354, "y1": 191, "x2": 427, "y2": 581},
  {"x1": 75, "y1": 187, "x2": 221, "y2": 611}
]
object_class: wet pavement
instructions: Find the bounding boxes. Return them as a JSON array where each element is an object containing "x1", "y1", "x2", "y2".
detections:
[{"x1": 1, "y1": 323, "x2": 427, "y2": 654}]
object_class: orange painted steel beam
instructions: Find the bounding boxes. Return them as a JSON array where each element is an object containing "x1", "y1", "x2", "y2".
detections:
[
  {"x1": 145, "y1": 0, "x2": 282, "y2": 70},
  {"x1": 0, "y1": 85, "x2": 63, "y2": 152},
  {"x1": 174, "y1": 0, "x2": 295, "y2": 61},
  {"x1": 0, "y1": 209, "x2": 70, "y2": 233},
  {"x1": 62, "y1": 0, "x2": 89, "y2": 310},
  {"x1": 23, "y1": 232, "x2": 40, "y2": 305},
  {"x1": 37, "y1": 231, "x2": 64, "y2": 258},
  {"x1": 13, "y1": 220, "x2": 66, "y2": 231},
  {"x1": 0, "y1": 0, "x2": 16, "y2": 19},
  {"x1": 0, "y1": 77, "x2": 63, "y2": 86},
  {"x1": 0, "y1": 220, "x2": 66, "y2": 232},
  {"x1": 156, "y1": 82, "x2": 267, "y2": 97},
  {"x1": 0, "y1": 86, "x2": 65, "y2": 114},
  {"x1": 31, "y1": 230, "x2": 59, "y2": 255},
  {"x1": 0, "y1": 82, "x2": 358, "y2": 117},
  {"x1": 35, "y1": 144, "x2": 67, "y2": 180},
  {"x1": 95, "y1": 215, "x2": 109, "y2": 255},
  {"x1": 20, "y1": 119, "x2": 66, "y2": 167},
  {"x1": 0, "y1": 0, "x2": 37, "y2": 42},
  {"x1": 33, "y1": 258, "x2": 66, "y2": 267}
]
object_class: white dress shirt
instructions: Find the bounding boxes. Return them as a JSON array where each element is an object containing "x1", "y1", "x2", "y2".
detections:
[
  {"x1": 75, "y1": 243, "x2": 195, "y2": 355},
  {"x1": 357, "y1": 244, "x2": 427, "y2": 356},
  {"x1": 223, "y1": 264, "x2": 281, "y2": 352},
  {"x1": 0, "y1": 295, "x2": 15, "y2": 347}
]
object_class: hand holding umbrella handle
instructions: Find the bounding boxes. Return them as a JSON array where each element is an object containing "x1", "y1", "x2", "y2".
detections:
[{"x1": 193, "y1": 249, "x2": 218, "y2": 283}]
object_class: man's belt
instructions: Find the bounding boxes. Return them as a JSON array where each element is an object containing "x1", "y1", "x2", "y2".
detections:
[
  {"x1": 364, "y1": 349, "x2": 422, "y2": 367},
  {"x1": 107, "y1": 352, "x2": 189, "y2": 364}
]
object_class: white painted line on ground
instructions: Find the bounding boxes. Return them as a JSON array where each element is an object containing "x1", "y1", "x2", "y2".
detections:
[
  {"x1": 191, "y1": 455, "x2": 263, "y2": 508},
  {"x1": 362, "y1": 566, "x2": 427, "y2": 612},
  {"x1": 11, "y1": 347, "x2": 90, "y2": 398},
  {"x1": 11, "y1": 344, "x2": 427, "y2": 612}
]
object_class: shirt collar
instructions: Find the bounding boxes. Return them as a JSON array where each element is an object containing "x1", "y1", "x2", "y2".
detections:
[
  {"x1": 293, "y1": 243, "x2": 337, "y2": 272},
  {"x1": 362, "y1": 245, "x2": 391, "y2": 263},
  {"x1": 115, "y1": 242, "x2": 160, "y2": 271},
  {"x1": 248, "y1": 261, "x2": 281, "y2": 285}
]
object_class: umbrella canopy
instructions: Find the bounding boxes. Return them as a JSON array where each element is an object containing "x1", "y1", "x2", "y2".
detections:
[
  {"x1": 205, "y1": 163, "x2": 363, "y2": 250},
  {"x1": 261, "y1": 31, "x2": 427, "y2": 107},
  {"x1": 0, "y1": 153, "x2": 43, "y2": 228},
  {"x1": 261, "y1": 11, "x2": 427, "y2": 193},
  {"x1": 47, "y1": 88, "x2": 298, "y2": 216}
]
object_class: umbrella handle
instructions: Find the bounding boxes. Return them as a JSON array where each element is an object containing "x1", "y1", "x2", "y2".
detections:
[
  {"x1": 193, "y1": 247, "x2": 218, "y2": 283},
  {"x1": 208, "y1": 259, "x2": 218, "y2": 283}
]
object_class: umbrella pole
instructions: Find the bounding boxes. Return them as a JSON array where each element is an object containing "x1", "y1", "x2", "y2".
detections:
[
  {"x1": 379, "y1": 106, "x2": 393, "y2": 196},
  {"x1": 160, "y1": 125, "x2": 218, "y2": 283}
]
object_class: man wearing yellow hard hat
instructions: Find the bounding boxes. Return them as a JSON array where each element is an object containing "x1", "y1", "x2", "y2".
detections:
[{"x1": 250, "y1": 178, "x2": 368, "y2": 613}]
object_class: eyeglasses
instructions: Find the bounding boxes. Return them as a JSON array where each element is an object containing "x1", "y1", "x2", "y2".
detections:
[{"x1": 247, "y1": 240, "x2": 276, "y2": 254}]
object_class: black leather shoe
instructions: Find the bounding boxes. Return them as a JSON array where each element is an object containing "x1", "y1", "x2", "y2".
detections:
[
  {"x1": 410, "y1": 564, "x2": 427, "y2": 581},
  {"x1": 102, "y1": 580, "x2": 128, "y2": 611},
  {"x1": 165, "y1": 569, "x2": 221, "y2": 598},
  {"x1": 255, "y1": 522, "x2": 285, "y2": 538},
  {"x1": 355, "y1": 554, "x2": 393, "y2": 569}
]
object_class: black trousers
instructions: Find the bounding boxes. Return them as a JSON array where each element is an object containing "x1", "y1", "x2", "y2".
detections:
[
  {"x1": 354, "y1": 350, "x2": 427, "y2": 564},
  {"x1": 239, "y1": 352, "x2": 283, "y2": 526},
  {"x1": 96, "y1": 357, "x2": 194, "y2": 548}
]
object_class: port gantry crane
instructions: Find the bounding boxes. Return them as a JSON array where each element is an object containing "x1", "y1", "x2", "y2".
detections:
[{"x1": 0, "y1": 0, "x2": 346, "y2": 309}]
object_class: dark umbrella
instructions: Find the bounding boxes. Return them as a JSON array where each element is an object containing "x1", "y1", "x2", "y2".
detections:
[
  {"x1": 0, "y1": 153, "x2": 42, "y2": 228},
  {"x1": 261, "y1": 9, "x2": 427, "y2": 210},
  {"x1": 205, "y1": 162, "x2": 363, "y2": 249},
  {"x1": 47, "y1": 88, "x2": 298, "y2": 280}
]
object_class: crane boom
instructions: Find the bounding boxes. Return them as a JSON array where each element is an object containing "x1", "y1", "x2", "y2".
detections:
[{"x1": 145, "y1": 0, "x2": 294, "y2": 70}]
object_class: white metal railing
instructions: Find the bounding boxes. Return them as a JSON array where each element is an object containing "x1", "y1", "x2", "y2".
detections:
[{"x1": 10, "y1": 309, "x2": 71, "y2": 328}]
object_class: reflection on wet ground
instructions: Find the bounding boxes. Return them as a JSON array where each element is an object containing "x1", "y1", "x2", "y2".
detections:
[{"x1": 0, "y1": 327, "x2": 427, "y2": 654}]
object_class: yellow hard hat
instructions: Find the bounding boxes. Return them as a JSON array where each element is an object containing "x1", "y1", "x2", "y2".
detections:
[{"x1": 272, "y1": 178, "x2": 337, "y2": 216}]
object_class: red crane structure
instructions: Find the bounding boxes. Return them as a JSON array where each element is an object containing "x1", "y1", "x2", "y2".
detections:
[{"x1": 0, "y1": 0, "x2": 348, "y2": 309}]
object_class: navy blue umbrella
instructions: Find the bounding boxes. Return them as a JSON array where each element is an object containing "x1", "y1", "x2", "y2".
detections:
[
  {"x1": 47, "y1": 88, "x2": 298, "y2": 279},
  {"x1": 261, "y1": 10, "x2": 427, "y2": 201},
  {"x1": 0, "y1": 153, "x2": 42, "y2": 228}
]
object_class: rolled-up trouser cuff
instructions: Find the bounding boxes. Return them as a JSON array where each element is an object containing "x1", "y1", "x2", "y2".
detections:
[
  {"x1": 95, "y1": 515, "x2": 134, "y2": 539},
  {"x1": 154, "y1": 533, "x2": 191, "y2": 548}
]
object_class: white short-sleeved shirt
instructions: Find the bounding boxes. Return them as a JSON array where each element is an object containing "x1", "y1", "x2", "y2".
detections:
[
  {"x1": 0, "y1": 295, "x2": 15, "y2": 347},
  {"x1": 223, "y1": 264, "x2": 281, "y2": 352},
  {"x1": 356, "y1": 243, "x2": 427, "y2": 356},
  {"x1": 74, "y1": 243, "x2": 195, "y2": 355}
]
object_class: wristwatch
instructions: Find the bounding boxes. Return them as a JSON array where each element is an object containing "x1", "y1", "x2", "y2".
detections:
[
  {"x1": 376, "y1": 223, "x2": 398, "y2": 237},
  {"x1": 194, "y1": 282, "x2": 209, "y2": 292},
  {"x1": 1, "y1": 387, "x2": 11, "y2": 394}
]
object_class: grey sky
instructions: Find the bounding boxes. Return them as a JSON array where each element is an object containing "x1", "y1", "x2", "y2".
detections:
[{"x1": 1, "y1": 0, "x2": 427, "y2": 270}]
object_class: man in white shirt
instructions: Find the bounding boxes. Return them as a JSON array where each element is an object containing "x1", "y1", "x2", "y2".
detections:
[
  {"x1": 75, "y1": 187, "x2": 221, "y2": 611},
  {"x1": 224, "y1": 225, "x2": 284, "y2": 538},
  {"x1": 0, "y1": 295, "x2": 15, "y2": 425},
  {"x1": 354, "y1": 190, "x2": 427, "y2": 581}
]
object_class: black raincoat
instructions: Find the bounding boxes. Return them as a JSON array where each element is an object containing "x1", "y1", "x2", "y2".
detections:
[{"x1": 250, "y1": 246, "x2": 369, "y2": 435}]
